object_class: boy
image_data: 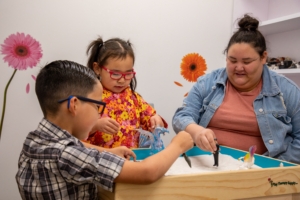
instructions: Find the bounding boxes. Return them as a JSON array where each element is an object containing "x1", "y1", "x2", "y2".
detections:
[{"x1": 16, "y1": 60, "x2": 193, "y2": 199}]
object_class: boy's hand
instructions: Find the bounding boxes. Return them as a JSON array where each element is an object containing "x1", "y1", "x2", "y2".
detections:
[
  {"x1": 95, "y1": 117, "x2": 120, "y2": 134},
  {"x1": 171, "y1": 131, "x2": 194, "y2": 153},
  {"x1": 108, "y1": 146, "x2": 137, "y2": 161},
  {"x1": 150, "y1": 114, "x2": 164, "y2": 132},
  {"x1": 83, "y1": 142, "x2": 136, "y2": 161}
]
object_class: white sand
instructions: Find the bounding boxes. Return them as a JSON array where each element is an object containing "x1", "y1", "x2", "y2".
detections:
[{"x1": 165, "y1": 153, "x2": 261, "y2": 176}]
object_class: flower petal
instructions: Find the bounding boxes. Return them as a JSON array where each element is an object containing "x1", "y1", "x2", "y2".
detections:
[
  {"x1": 174, "y1": 81, "x2": 183, "y2": 87},
  {"x1": 26, "y1": 83, "x2": 30, "y2": 93}
]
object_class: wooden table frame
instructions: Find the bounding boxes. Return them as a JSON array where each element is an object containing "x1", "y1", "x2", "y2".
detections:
[{"x1": 98, "y1": 146, "x2": 300, "y2": 200}]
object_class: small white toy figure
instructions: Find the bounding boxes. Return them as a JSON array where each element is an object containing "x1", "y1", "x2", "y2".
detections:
[
  {"x1": 137, "y1": 127, "x2": 169, "y2": 154},
  {"x1": 279, "y1": 162, "x2": 284, "y2": 167},
  {"x1": 238, "y1": 145, "x2": 257, "y2": 169}
]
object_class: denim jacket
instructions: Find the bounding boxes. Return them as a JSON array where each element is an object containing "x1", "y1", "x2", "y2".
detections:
[{"x1": 172, "y1": 65, "x2": 300, "y2": 164}]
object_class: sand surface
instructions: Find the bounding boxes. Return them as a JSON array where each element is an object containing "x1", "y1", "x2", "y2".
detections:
[{"x1": 165, "y1": 153, "x2": 260, "y2": 176}]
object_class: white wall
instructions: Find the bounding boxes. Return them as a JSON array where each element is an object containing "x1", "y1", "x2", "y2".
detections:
[
  {"x1": 233, "y1": 0, "x2": 300, "y2": 22},
  {"x1": 0, "y1": 1, "x2": 233, "y2": 199},
  {"x1": 233, "y1": 0, "x2": 300, "y2": 86}
]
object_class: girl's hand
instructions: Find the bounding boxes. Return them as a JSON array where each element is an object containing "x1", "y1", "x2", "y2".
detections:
[
  {"x1": 95, "y1": 117, "x2": 120, "y2": 134},
  {"x1": 150, "y1": 114, "x2": 164, "y2": 132},
  {"x1": 108, "y1": 146, "x2": 137, "y2": 161}
]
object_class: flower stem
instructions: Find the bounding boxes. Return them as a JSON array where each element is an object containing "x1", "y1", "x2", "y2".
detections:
[{"x1": 0, "y1": 69, "x2": 17, "y2": 141}]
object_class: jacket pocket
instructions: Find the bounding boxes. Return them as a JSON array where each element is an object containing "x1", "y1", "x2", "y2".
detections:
[{"x1": 272, "y1": 112, "x2": 291, "y2": 124}]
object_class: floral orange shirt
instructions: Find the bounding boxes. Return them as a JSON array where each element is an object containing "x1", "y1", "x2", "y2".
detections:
[{"x1": 87, "y1": 87, "x2": 167, "y2": 149}]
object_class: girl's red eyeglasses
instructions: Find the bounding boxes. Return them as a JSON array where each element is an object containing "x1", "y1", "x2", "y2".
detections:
[{"x1": 102, "y1": 66, "x2": 136, "y2": 80}]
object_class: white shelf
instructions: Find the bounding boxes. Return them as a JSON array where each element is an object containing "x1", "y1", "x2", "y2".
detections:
[
  {"x1": 259, "y1": 12, "x2": 300, "y2": 35},
  {"x1": 271, "y1": 68, "x2": 300, "y2": 74}
]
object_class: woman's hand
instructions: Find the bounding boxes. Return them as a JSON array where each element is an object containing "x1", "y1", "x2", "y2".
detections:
[
  {"x1": 108, "y1": 146, "x2": 137, "y2": 161},
  {"x1": 194, "y1": 128, "x2": 217, "y2": 153},
  {"x1": 185, "y1": 124, "x2": 217, "y2": 153},
  {"x1": 94, "y1": 117, "x2": 120, "y2": 134},
  {"x1": 150, "y1": 114, "x2": 164, "y2": 132}
]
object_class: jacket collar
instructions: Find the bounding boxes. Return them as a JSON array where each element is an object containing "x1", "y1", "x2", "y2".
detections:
[{"x1": 260, "y1": 65, "x2": 281, "y2": 96}]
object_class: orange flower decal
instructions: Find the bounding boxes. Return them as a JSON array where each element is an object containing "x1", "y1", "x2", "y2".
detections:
[{"x1": 180, "y1": 53, "x2": 207, "y2": 82}]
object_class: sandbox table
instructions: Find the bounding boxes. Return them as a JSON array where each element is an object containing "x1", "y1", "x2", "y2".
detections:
[{"x1": 98, "y1": 146, "x2": 300, "y2": 200}]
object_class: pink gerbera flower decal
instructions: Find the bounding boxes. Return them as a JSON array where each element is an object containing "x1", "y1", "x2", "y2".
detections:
[
  {"x1": 0, "y1": 32, "x2": 43, "y2": 140},
  {"x1": 2, "y1": 32, "x2": 42, "y2": 70}
]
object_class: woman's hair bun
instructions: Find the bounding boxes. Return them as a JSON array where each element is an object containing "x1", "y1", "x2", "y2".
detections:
[{"x1": 238, "y1": 14, "x2": 259, "y2": 31}]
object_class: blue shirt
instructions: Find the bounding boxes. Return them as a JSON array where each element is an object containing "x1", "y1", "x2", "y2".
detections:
[
  {"x1": 172, "y1": 65, "x2": 300, "y2": 164},
  {"x1": 16, "y1": 118, "x2": 125, "y2": 200}
]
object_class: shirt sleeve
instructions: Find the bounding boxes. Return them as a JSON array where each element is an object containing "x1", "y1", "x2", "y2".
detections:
[
  {"x1": 57, "y1": 146, "x2": 125, "y2": 191},
  {"x1": 275, "y1": 83, "x2": 300, "y2": 164},
  {"x1": 172, "y1": 80, "x2": 206, "y2": 133}
]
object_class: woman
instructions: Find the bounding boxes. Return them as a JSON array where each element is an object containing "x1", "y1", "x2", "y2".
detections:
[{"x1": 172, "y1": 14, "x2": 300, "y2": 164}]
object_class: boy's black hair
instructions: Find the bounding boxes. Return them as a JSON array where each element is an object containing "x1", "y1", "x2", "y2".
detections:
[{"x1": 35, "y1": 60, "x2": 98, "y2": 117}]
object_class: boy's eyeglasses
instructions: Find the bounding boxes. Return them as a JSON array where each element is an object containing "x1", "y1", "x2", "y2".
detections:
[
  {"x1": 58, "y1": 95, "x2": 106, "y2": 116},
  {"x1": 102, "y1": 66, "x2": 136, "y2": 80}
]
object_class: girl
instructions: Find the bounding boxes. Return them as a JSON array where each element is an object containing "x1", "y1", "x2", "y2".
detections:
[{"x1": 85, "y1": 37, "x2": 167, "y2": 149}]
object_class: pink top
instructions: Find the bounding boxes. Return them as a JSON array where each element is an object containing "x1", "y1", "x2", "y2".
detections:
[{"x1": 207, "y1": 79, "x2": 267, "y2": 154}]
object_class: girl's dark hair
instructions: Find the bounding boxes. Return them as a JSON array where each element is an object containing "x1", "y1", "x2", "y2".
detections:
[
  {"x1": 86, "y1": 37, "x2": 137, "y2": 92},
  {"x1": 224, "y1": 14, "x2": 267, "y2": 57}
]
